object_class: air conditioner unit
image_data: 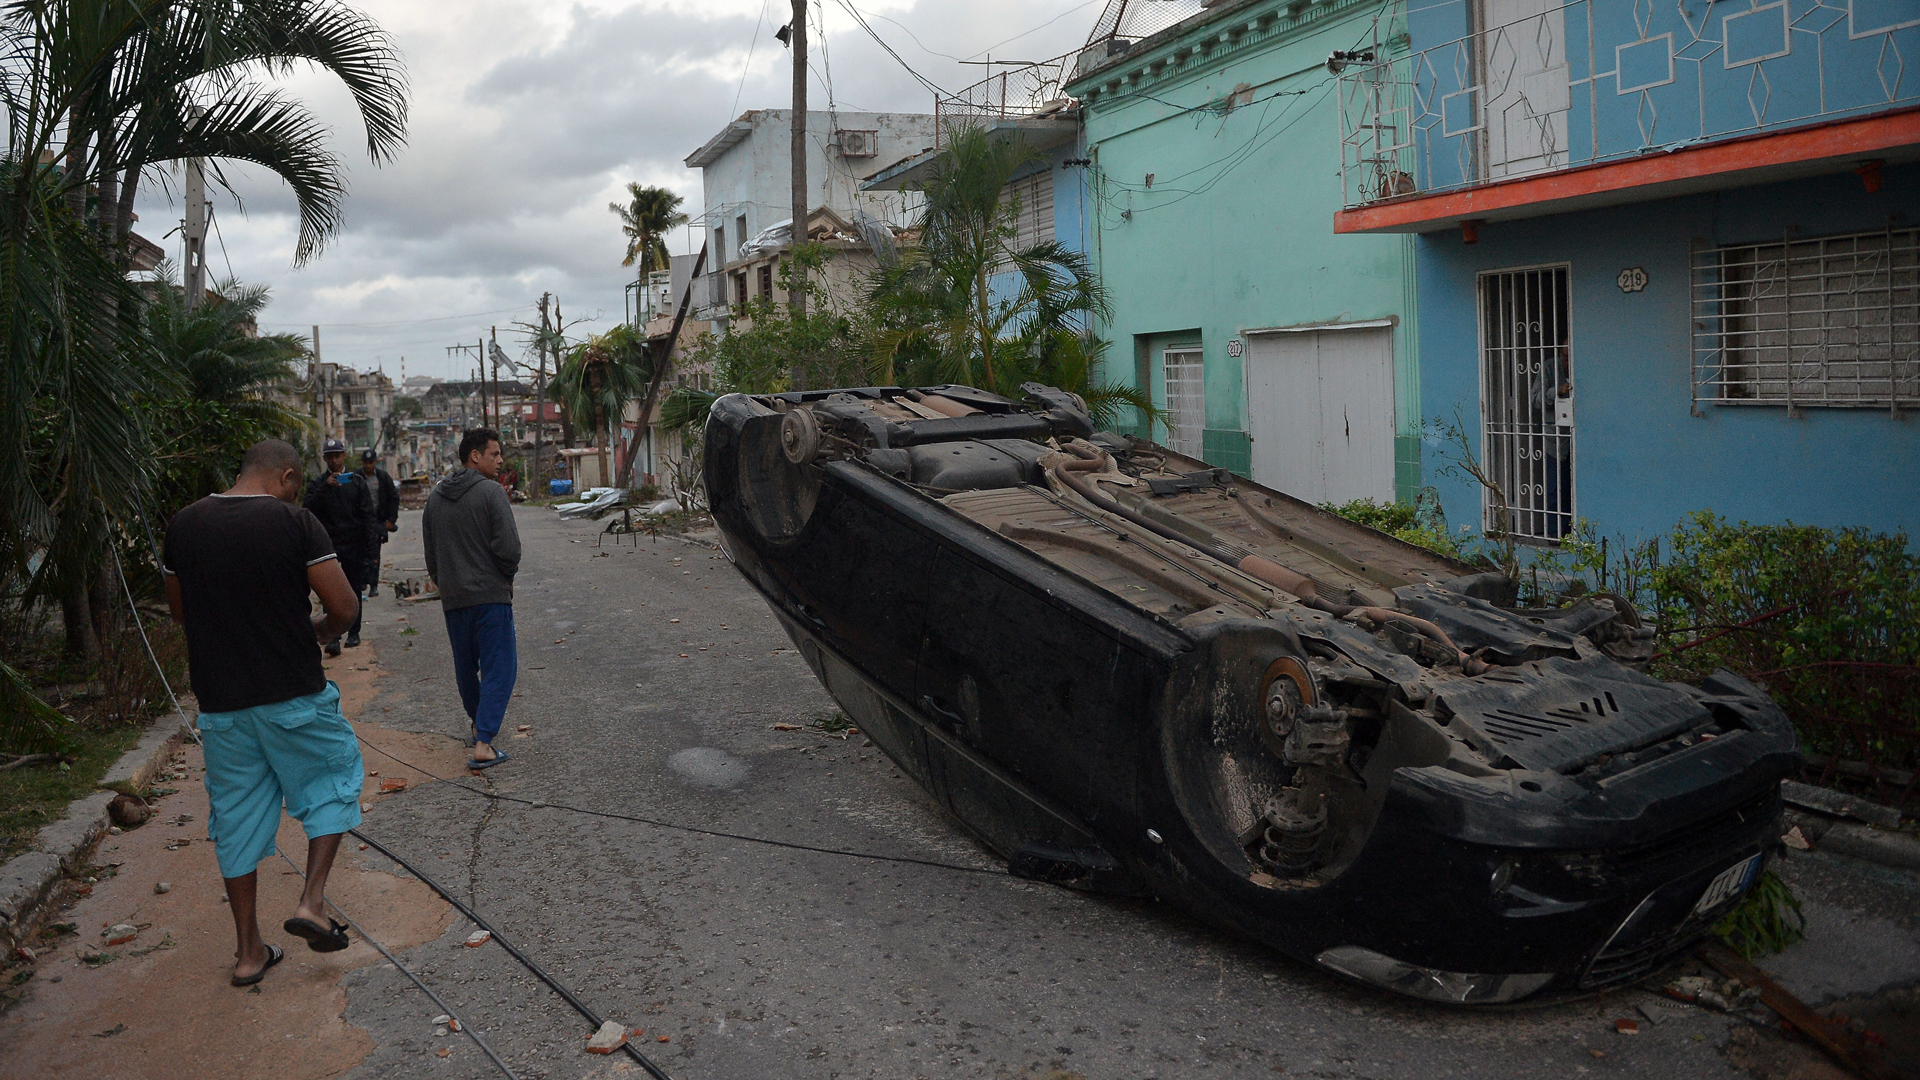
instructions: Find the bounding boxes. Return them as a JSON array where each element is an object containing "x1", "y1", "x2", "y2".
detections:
[{"x1": 837, "y1": 129, "x2": 878, "y2": 157}]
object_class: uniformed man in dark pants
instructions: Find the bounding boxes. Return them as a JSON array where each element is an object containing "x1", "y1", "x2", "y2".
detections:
[
  {"x1": 358, "y1": 449, "x2": 400, "y2": 596},
  {"x1": 304, "y1": 438, "x2": 375, "y2": 654}
]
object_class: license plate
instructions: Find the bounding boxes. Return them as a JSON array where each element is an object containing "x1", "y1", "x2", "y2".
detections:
[{"x1": 1693, "y1": 853, "x2": 1763, "y2": 915}]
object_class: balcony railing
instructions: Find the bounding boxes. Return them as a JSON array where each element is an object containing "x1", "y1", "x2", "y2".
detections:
[
  {"x1": 934, "y1": 53, "x2": 1078, "y2": 144},
  {"x1": 1339, "y1": 0, "x2": 1920, "y2": 208}
]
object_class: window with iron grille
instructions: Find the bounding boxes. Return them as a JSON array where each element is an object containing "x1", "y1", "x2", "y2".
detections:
[
  {"x1": 1479, "y1": 265, "x2": 1573, "y2": 543},
  {"x1": 758, "y1": 263, "x2": 774, "y2": 299},
  {"x1": 1691, "y1": 227, "x2": 1920, "y2": 409},
  {"x1": 1161, "y1": 347, "x2": 1205, "y2": 459}
]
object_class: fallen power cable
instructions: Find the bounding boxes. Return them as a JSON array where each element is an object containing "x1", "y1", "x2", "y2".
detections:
[
  {"x1": 111, "y1": 522, "x2": 665, "y2": 1077},
  {"x1": 350, "y1": 828, "x2": 675, "y2": 1080},
  {"x1": 355, "y1": 736, "x2": 1004, "y2": 876},
  {"x1": 274, "y1": 850, "x2": 520, "y2": 1080}
]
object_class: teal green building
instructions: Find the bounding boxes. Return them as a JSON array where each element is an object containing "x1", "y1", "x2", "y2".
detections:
[{"x1": 1068, "y1": 0, "x2": 1423, "y2": 505}]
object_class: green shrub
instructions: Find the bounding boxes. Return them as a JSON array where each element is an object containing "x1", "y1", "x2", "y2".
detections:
[
  {"x1": 1647, "y1": 513, "x2": 1920, "y2": 770},
  {"x1": 1320, "y1": 498, "x2": 1467, "y2": 561},
  {"x1": 1522, "y1": 512, "x2": 1920, "y2": 772}
]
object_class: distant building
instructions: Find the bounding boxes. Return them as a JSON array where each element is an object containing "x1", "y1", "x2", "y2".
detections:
[{"x1": 686, "y1": 109, "x2": 934, "y2": 323}]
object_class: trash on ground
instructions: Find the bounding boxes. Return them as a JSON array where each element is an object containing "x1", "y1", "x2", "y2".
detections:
[
  {"x1": 464, "y1": 930, "x2": 491, "y2": 948},
  {"x1": 1782, "y1": 825, "x2": 1811, "y2": 850},
  {"x1": 556, "y1": 488, "x2": 628, "y2": 520},
  {"x1": 153, "y1": 882, "x2": 170, "y2": 894}
]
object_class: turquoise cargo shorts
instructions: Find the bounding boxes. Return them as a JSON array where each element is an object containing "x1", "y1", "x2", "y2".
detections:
[{"x1": 197, "y1": 683, "x2": 364, "y2": 879}]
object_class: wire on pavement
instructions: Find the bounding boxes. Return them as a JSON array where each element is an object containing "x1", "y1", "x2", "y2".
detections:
[
  {"x1": 274, "y1": 849, "x2": 522, "y2": 1080},
  {"x1": 352, "y1": 734, "x2": 1005, "y2": 877},
  {"x1": 349, "y1": 829, "x2": 676, "y2": 1080}
]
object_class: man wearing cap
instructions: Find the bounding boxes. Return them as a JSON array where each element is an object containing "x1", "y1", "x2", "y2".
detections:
[
  {"x1": 304, "y1": 438, "x2": 375, "y2": 654},
  {"x1": 164, "y1": 438, "x2": 363, "y2": 986},
  {"x1": 357, "y1": 449, "x2": 400, "y2": 596}
]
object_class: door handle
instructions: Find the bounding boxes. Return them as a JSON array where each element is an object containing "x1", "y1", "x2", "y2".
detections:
[{"x1": 919, "y1": 695, "x2": 965, "y2": 730}]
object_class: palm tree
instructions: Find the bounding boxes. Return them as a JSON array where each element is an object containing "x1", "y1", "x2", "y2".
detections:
[
  {"x1": 0, "y1": 0, "x2": 407, "y2": 656},
  {"x1": 549, "y1": 325, "x2": 653, "y2": 488},
  {"x1": 865, "y1": 125, "x2": 1149, "y2": 429},
  {"x1": 141, "y1": 264, "x2": 315, "y2": 508},
  {"x1": 610, "y1": 183, "x2": 689, "y2": 276}
]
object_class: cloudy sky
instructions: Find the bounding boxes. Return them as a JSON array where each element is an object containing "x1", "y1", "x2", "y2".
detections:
[{"x1": 135, "y1": 0, "x2": 1104, "y2": 382}]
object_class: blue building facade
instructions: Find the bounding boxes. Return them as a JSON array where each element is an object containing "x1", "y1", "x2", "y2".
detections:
[{"x1": 1337, "y1": 0, "x2": 1920, "y2": 546}]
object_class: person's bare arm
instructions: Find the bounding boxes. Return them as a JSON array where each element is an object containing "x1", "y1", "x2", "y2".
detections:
[
  {"x1": 164, "y1": 573, "x2": 184, "y2": 623},
  {"x1": 308, "y1": 558, "x2": 360, "y2": 642}
]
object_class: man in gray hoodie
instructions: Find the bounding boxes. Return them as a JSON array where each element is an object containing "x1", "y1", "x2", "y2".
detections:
[{"x1": 422, "y1": 428, "x2": 521, "y2": 769}]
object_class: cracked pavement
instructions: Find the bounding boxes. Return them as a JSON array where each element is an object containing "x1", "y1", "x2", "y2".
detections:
[{"x1": 328, "y1": 505, "x2": 1920, "y2": 1080}]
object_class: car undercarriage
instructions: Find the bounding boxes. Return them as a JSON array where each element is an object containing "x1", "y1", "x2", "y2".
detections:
[{"x1": 703, "y1": 382, "x2": 1799, "y2": 1005}]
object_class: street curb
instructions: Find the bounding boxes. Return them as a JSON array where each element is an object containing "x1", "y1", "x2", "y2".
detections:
[
  {"x1": 1785, "y1": 807, "x2": 1920, "y2": 875},
  {"x1": 0, "y1": 710, "x2": 195, "y2": 951}
]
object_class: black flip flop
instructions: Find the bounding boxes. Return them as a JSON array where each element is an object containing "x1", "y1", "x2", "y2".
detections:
[
  {"x1": 468, "y1": 751, "x2": 509, "y2": 771},
  {"x1": 231, "y1": 943, "x2": 284, "y2": 987},
  {"x1": 283, "y1": 915, "x2": 351, "y2": 953}
]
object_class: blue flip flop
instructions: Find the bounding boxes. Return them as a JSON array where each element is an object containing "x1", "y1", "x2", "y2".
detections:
[{"x1": 468, "y1": 751, "x2": 509, "y2": 771}]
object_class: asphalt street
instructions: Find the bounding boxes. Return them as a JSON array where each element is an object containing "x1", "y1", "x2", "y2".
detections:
[{"x1": 335, "y1": 504, "x2": 1920, "y2": 1080}]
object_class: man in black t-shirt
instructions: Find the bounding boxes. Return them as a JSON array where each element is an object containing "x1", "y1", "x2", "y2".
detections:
[
  {"x1": 164, "y1": 439, "x2": 366, "y2": 987},
  {"x1": 304, "y1": 438, "x2": 375, "y2": 652}
]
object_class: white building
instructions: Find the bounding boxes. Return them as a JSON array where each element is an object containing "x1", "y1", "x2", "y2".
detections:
[{"x1": 685, "y1": 109, "x2": 933, "y2": 321}]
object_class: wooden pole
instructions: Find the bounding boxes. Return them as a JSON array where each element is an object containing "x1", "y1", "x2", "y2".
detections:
[{"x1": 790, "y1": 0, "x2": 808, "y2": 324}]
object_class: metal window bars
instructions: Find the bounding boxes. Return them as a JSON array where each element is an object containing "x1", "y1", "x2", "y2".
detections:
[
  {"x1": 1162, "y1": 348, "x2": 1206, "y2": 459},
  {"x1": 1479, "y1": 266, "x2": 1573, "y2": 543},
  {"x1": 1338, "y1": 0, "x2": 1920, "y2": 209},
  {"x1": 1692, "y1": 227, "x2": 1920, "y2": 412}
]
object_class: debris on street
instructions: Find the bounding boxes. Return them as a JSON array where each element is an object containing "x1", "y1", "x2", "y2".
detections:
[{"x1": 585, "y1": 1019, "x2": 628, "y2": 1054}]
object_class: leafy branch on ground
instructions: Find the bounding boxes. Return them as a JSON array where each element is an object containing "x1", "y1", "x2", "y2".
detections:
[{"x1": 1712, "y1": 871, "x2": 1806, "y2": 959}]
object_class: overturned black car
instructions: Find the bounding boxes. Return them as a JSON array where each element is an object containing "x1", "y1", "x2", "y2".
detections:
[{"x1": 703, "y1": 383, "x2": 1798, "y2": 1005}]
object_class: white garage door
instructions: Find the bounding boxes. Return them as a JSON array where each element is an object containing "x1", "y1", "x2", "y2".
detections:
[{"x1": 1245, "y1": 326, "x2": 1396, "y2": 505}]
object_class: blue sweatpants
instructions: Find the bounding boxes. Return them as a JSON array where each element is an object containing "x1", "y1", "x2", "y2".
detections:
[{"x1": 443, "y1": 603, "x2": 517, "y2": 745}]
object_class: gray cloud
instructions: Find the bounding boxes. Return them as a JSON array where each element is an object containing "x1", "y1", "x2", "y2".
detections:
[{"x1": 137, "y1": 0, "x2": 1098, "y2": 380}]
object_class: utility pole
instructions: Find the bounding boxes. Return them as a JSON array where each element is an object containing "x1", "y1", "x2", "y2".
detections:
[
  {"x1": 446, "y1": 340, "x2": 482, "y2": 432},
  {"x1": 789, "y1": 0, "x2": 808, "y2": 324},
  {"x1": 311, "y1": 324, "x2": 325, "y2": 436},
  {"x1": 184, "y1": 156, "x2": 207, "y2": 308},
  {"x1": 536, "y1": 293, "x2": 552, "y2": 493}
]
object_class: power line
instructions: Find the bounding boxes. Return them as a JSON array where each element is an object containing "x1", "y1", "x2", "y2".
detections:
[
  {"x1": 966, "y1": 0, "x2": 1102, "y2": 61},
  {"x1": 261, "y1": 307, "x2": 524, "y2": 331},
  {"x1": 733, "y1": 0, "x2": 771, "y2": 117},
  {"x1": 830, "y1": 0, "x2": 950, "y2": 97}
]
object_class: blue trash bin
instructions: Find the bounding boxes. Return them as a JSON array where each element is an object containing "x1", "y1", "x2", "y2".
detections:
[{"x1": 549, "y1": 479, "x2": 573, "y2": 497}]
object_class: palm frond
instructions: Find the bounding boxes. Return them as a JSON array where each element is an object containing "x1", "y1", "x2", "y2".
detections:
[{"x1": 0, "y1": 657, "x2": 75, "y2": 755}]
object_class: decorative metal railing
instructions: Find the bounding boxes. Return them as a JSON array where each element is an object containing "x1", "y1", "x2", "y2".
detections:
[{"x1": 1339, "y1": 0, "x2": 1920, "y2": 208}]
